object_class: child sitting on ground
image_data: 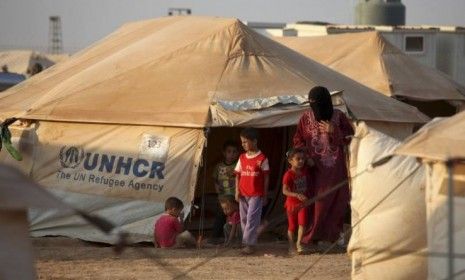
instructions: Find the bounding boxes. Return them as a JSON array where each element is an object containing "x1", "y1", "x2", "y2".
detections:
[
  {"x1": 154, "y1": 197, "x2": 196, "y2": 248},
  {"x1": 235, "y1": 127, "x2": 270, "y2": 255},
  {"x1": 219, "y1": 195, "x2": 242, "y2": 247},
  {"x1": 211, "y1": 140, "x2": 239, "y2": 243},
  {"x1": 282, "y1": 148, "x2": 310, "y2": 255}
]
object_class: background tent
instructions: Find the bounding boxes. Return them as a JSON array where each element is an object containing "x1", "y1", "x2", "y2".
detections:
[
  {"x1": 274, "y1": 32, "x2": 465, "y2": 117},
  {"x1": 396, "y1": 111, "x2": 465, "y2": 279},
  {"x1": 0, "y1": 50, "x2": 68, "y2": 76},
  {"x1": 0, "y1": 16, "x2": 427, "y2": 244}
]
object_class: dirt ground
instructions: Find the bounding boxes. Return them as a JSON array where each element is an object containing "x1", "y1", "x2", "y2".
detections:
[{"x1": 33, "y1": 237, "x2": 350, "y2": 280}]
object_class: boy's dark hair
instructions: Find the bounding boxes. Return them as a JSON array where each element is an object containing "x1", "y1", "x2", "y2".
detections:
[
  {"x1": 222, "y1": 139, "x2": 238, "y2": 151},
  {"x1": 240, "y1": 127, "x2": 259, "y2": 141},
  {"x1": 286, "y1": 147, "x2": 306, "y2": 159},
  {"x1": 218, "y1": 195, "x2": 237, "y2": 205},
  {"x1": 165, "y1": 197, "x2": 184, "y2": 210}
]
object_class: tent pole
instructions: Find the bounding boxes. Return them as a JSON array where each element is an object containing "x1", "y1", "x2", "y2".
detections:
[
  {"x1": 198, "y1": 128, "x2": 210, "y2": 243},
  {"x1": 446, "y1": 159, "x2": 455, "y2": 280}
]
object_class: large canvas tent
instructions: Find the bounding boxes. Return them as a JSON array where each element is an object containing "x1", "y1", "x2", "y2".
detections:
[
  {"x1": 396, "y1": 111, "x2": 465, "y2": 279},
  {"x1": 274, "y1": 32, "x2": 465, "y2": 117},
  {"x1": 0, "y1": 16, "x2": 428, "y2": 245}
]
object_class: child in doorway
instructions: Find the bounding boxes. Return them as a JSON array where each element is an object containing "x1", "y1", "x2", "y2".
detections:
[
  {"x1": 211, "y1": 140, "x2": 239, "y2": 243},
  {"x1": 283, "y1": 148, "x2": 310, "y2": 254},
  {"x1": 235, "y1": 127, "x2": 270, "y2": 255},
  {"x1": 154, "y1": 197, "x2": 196, "y2": 248},
  {"x1": 219, "y1": 195, "x2": 242, "y2": 247}
]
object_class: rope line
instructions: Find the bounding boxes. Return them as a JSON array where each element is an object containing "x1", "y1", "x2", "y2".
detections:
[
  {"x1": 293, "y1": 163, "x2": 421, "y2": 279},
  {"x1": 167, "y1": 155, "x2": 396, "y2": 278},
  {"x1": 94, "y1": 156, "x2": 436, "y2": 280}
]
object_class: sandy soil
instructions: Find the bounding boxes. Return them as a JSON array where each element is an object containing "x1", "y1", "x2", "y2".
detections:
[{"x1": 33, "y1": 237, "x2": 350, "y2": 280}]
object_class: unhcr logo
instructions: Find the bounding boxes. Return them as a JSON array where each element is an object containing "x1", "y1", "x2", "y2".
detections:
[
  {"x1": 58, "y1": 146, "x2": 165, "y2": 179},
  {"x1": 59, "y1": 146, "x2": 84, "y2": 168}
]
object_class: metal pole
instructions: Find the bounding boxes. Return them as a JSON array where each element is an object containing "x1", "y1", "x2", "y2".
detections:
[
  {"x1": 447, "y1": 160, "x2": 455, "y2": 280},
  {"x1": 198, "y1": 128, "x2": 210, "y2": 242}
]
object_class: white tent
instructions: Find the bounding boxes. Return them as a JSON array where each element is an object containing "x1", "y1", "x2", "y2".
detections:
[
  {"x1": 396, "y1": 111, "x2": 465, "y2": 279},
  {"x1": 349, "y1": 122, "x2": 427, "y2": 279}
]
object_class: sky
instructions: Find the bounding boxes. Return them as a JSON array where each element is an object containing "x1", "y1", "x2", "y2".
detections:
[{"x1": 1, "y1": 0, "x2": 464, "y2": 53}]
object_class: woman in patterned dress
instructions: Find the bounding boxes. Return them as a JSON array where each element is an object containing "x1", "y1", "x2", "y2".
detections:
[{"x1": 293, "y1": 86, "x2": 354, "y2": 244}]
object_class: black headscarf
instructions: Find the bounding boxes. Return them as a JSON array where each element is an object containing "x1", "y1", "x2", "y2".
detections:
[{"x1": 308, "y1": 86, "x2": 334, "y2": 122}]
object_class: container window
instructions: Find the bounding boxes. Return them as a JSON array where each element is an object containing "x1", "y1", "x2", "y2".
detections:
[{"x1": 404, "y1": 36, "x2": 424, "y2": 53}]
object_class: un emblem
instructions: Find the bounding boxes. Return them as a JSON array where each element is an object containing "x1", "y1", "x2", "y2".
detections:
[{"x1": 59, "y1": 146, "x2": 84, "y2": 168}]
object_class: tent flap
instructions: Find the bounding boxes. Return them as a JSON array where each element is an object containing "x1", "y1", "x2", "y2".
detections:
[{"x1": 210, "y1": 92, "x2": 348, "y2": 127}]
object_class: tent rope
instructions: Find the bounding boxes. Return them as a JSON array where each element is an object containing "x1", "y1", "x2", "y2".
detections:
[
  {"x1": 164, "y1": 154, "x2": 398, "y2": 278},
  {"x1": 293, "y1": 163, "x2": 421, "y2": 279},
  {"x1": 92, "y1": 154, "x2": 455, "y2": 279},
  {"x1": 80, "y1": 154, "x2": 430, "y2": 279}
]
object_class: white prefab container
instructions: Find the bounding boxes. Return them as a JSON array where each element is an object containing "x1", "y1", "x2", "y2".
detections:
[
  {"x1": 378, "y1": 27, "x2": 438, "y2": 69},
  {"x1": 283, "y1": 24, "x2": 439, "y2": 70},
  {"x1": 436, "y1": 27, "x2": 465, "y2": 86},
  {"x1": 286, "y1": 23, "x2": 375, "y2": 37},
  {"x1": 245, "y1": 21, "x2": 298, "y2": 37}
]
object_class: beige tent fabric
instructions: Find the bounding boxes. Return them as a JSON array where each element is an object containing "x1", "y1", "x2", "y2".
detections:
[
  {"x1": 395, "y1": 113, "x2": 465, "y2": 279},
  {"x1": 424, "y1": 163, "x2": 465, "y2": 280},
  {"x1": 0, "y1": 17, "x2": 427, "y2": 126},
  {"x1": 349, "y1": 122, "x2": 427, "y2": 279},
  {"x1": 29, "y1": 189, "x2": 169, "y2": 244},
  {"x1": 30, "y1": 121, "x2": 204, "y2": 202},
  {"x1": 0, "y1": 121, "x2": 203, "y2": 243},
  {"x1": 395, "y1": 111, "x2": 465, "y2": 161},
  {"x1": 0, "y1": 50, "x2": 67, "y2": 75},
  {"x1": 274, "y1": 32, "x2": 465, "y2": 102}
]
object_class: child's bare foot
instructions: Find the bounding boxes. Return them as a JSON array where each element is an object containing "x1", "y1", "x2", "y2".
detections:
[
  {"x1": 296, "y1": 243, "x2": 305, "y2": 255},
  {"x1": 288, "y1": 247, "x2": 298, "y2": 256}
]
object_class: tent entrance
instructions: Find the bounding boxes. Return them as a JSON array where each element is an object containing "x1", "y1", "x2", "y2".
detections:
[{"x1": 186, "y1": 126, "x2": 295, "y2": 235}]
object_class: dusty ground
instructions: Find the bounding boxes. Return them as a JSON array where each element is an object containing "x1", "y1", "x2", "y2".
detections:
[{"x1": 33, "y1": 237, "x2": 350, "y2": 280}]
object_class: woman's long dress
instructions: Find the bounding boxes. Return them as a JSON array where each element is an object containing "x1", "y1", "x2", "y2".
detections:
[{"x1": 293, "y1": 109, "x2": 354, "y2": 243}]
